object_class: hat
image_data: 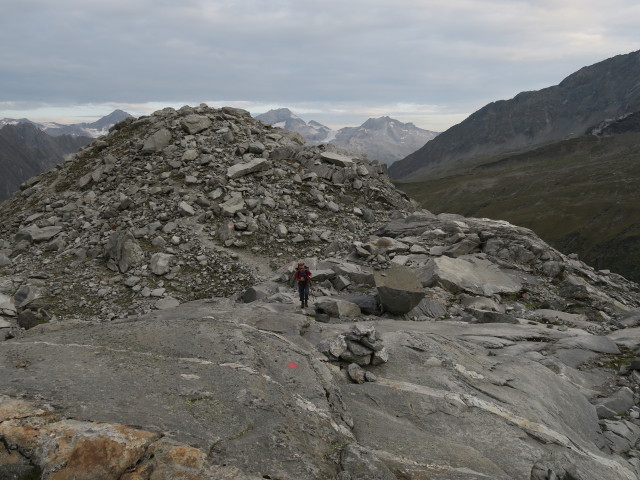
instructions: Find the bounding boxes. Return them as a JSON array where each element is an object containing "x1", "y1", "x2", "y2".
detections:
[{"x1": 297, "y1": 261, "x2": 305, "y2": 266}]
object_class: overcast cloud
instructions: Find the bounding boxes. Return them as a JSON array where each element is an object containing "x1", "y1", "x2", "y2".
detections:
[{"x1": 1, "y1": 0, "x2": 639, "y2": 130}]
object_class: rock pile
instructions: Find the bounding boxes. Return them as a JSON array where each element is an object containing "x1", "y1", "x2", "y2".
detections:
[
  {"x1": 318, "y1": 324, "x2": 389, "y2": 383},
  {"x1": 0, "y1": 104, "x2": 413, "y2": 325}
]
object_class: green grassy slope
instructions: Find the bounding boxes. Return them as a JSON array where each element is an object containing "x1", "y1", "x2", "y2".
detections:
[{"x1": 395, "y1": 133, "x2": 640, "y2": 282}]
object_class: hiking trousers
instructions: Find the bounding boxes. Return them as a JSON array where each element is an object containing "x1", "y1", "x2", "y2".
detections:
[{"x1": 298, "y1": 282, "x2": 310, "y2": 301}]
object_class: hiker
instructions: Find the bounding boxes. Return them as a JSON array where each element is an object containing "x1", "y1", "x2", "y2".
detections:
[{"x1": 293, "y1": 261, "x2": 312, "y2": 308}]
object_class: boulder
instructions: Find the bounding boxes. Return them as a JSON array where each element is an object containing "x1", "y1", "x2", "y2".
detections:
[
  {"x1": 14, "y1": 285, "x2": 41, "y2": 308},
  {"x1": 595, "y1": 387, "x2": 635, "y2": 419},
  {"x1": 219, "y1": 193, "x2": 245, "y2": 216},
  {"x1": 320, "y1": 152, "x2": 354, "y2": 167},
  {"x1": 104, "y1": 230, "x2": 145, "y2": 273},
  {"x1": 15, "y1": 225, "x2": 63, "y2": 243},
  {"x1": 0, "y1": 293, "x2": 16, "y2": 316},
  {"x1": 141, "y1": 128, "x2": 172, "y2": 153},
  {"x1": 181, "y1": 114, "x2": 212, "y2": 134},
  {"x1": 150, "y1": 253, "x2": 174, "y2": 276},
  {"x1": 341, "y1": 295, "x2": 379, "y2": 315},
  {"x1": 325, "y1": 261, "x2": 375, "y2": 285},
  {"x1": 374, "y1": 265, "x2": 425, "y2": 314},
  {"x1": 419, "y1": 255, "x2": 523, "y2": 296},
  {"x1": 226, "y1": 158, "x2": 270, "y2": 179},
  {"x1": 408, "y1": 296, "x2": 448, "y2": 319},
  {"x1": 316, "y1": 297, "x2": 361, "y2": 318}
]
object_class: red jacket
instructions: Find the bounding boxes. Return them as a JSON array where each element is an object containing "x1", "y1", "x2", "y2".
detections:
[{"x1": 294, "y1": 267, "x2": 312, "y2": 284}]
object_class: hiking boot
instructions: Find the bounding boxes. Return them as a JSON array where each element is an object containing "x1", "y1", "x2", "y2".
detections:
[
  {"x1": 301, "y1": 301, "x2": 305, "y2": 309},
  {"x1": 304, "y1": 300, "x2": 309, "y2": 308}
]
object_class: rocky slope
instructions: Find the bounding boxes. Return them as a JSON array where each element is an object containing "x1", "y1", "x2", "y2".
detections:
[
  {"x1": 1, "y1": 104, "x2": 640, "y2": 479},
  {"x1": 389, "y1": 49, "x2": 640, "y2": 179},
  {"x1": 256, "y1": 108, "x2": 438, "y2": 165},
  {"x1": 0, "y1": 122, "x2": 91, "y2": 202}
]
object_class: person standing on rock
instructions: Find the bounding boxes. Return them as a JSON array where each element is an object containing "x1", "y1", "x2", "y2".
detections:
[{"x1": 293, "y1": 261, "x2": 312, "y2": 308}]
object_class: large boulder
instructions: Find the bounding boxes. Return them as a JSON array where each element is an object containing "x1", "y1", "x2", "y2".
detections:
[
  {"x1": 226, "y1": 158, "x2": 270, "y2": 179},
  {"x1": 316, "y1": 297, "x2": 362, "y2": 318},
  {"x1": 374, "y1": 264, "x2": 425, "y2": 314},
  {"x1": 141, "y1": 128, "x2": 172, "y2": 153},
  {"x1": 181, "y1": 114, "x2": 212, "y2": 134},
  {"x1": 419, "y1": 255, "x2": 523, "y2": 296},
  {"x1": 104, "y1": 230, "x2": 145, "y2": 273}
]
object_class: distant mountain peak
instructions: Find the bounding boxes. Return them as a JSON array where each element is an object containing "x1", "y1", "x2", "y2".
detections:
[
  {"x1": 0, "y1": 110, "x2": 134, "y2": 139},
  {"x1": 255, "y1": 110, "x2": 439, "y2": 165}
]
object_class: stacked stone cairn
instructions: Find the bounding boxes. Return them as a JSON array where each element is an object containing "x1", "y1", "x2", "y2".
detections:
[{"x1": 318, "y1": 323, "x2": 389, "y2": 383}]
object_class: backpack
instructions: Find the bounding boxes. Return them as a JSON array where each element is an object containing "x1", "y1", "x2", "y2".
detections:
[{"x1": 296, "y1": 267, "x2": 311, "y2": 283}]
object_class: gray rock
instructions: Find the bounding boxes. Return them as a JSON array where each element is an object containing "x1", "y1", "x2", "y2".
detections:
[
  {"x1": 150, "y1": 253, "x2": 174, "y2": 276},
  {"x1": 556, "y1": 335, "x2": 620, "y2": 354},
  {"x1": 341, "y1": 295, "x2": 379, "y2": 315},
  {"x1": 468, "y1": 309, "x2": 519, "y2": 324},
  {"x1": 419, "y1": 255, "x2": 523, "y2": 296},
  {"x1": 316, "y1": 298, "x2": 361, "y2": 318},
  {"x1": 347, "y1": 363, "x2": 367, "y2": 384},
  {"x1": 17, "y1": 310, "x2": 48, "y2": 330},
  {"x1": 318, "y1": 335, "x2": 348, "y2": 359},
  {"x1": 0, "y1": 293, "x2": 16, "y2": 316},
  {"x1": 226, "y1": 158, "x2": 270, "y2": 179},
  {"x1": 0, "y1": 253, "x2": 12, "y2": 266},
  {"x1": 321, "y1": 152, "x2": 354, "y2": 167},
  {"x1": 16, "y1": 225, "x2": 63, "y2": 243},
  {"x1": 104, "y1": 230, "x2": 145, "y2": 273},
  {"x1": 374, "y1": 265, "x2": 425, "y2": 314},
  {"x1": 219, "y1": 193, "x2": 245, "y2": 216},
  {"x1": 181, "y1": 114, "x2": 212, "y2": 134},
  {"x1": 14, "y1": 285, "x2": 41, "y2": 308},
  {"x1": 216, "y1": 222, "x2": 235, "y2": 242},
  {"x1": 241, "y1": 283, "x2": 277, "y2": 303},
  {"x1": 371, "y1": 347, "x2": 390, "y2": 366},
  {"x1": 142, "y1": 128, "x2": 172, "y2": 152},
  {"x1": 178, "y1": 201, "x2": 195, "y2": 216},
  {"x1": 595, "y1": 387, "x2": 635, "y2": 418},
  {"x1": 408, "y1": 296, "x2": 448, "y2": 319}
]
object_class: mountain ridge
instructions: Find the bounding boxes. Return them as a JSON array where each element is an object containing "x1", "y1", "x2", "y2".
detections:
[
  {"x1": 256, "y1": 108, "x2": 438, "y2": 165},
  {"x1": 388, "y1": 49, "x2": 640, "y2": 179},
  {"x1": 0, "y1": 109, "x2": 133, "y2": 138}
]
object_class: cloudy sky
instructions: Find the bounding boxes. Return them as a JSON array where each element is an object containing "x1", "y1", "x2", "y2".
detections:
[{"x1": 1, "y1": 0, "x2": 639, "y2": 131}]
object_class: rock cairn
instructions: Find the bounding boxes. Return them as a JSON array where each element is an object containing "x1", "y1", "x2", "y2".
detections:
[{"x1": 319, "y1": 324, "x2": 389, "y2": 383}]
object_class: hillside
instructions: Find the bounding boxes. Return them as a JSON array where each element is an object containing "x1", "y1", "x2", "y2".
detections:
[
  {"x1": 0, "y1": 122, "x2": 91, "y2": 202},
  {"x1": 1, "y1": 104, "x2": 640, "y2": 479},
  {"x1": 395, "y1": 129, "x2": 640, "y2": 282},
  {"x1": 389, "y1": 49, "x2": 640, "y2": 179}
]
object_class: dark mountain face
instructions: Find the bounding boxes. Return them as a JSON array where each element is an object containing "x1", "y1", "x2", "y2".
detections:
[
  {"x1": 395, "y1": 113, "x2": 640, "y2": 282},
  {"x1": 389, "y1": 49, "x2": 640, "y2": 179},
  {"x1": 0, "y1": 123, "x2": 90, "y2": 202}
]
